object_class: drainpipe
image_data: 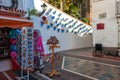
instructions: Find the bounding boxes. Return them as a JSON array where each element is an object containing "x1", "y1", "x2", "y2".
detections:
[
  {"x1": 116, "y1": 0, "x2": 120, "y2": 24},
  {"x1": 116, "y1": 0, "x2": 120, "y2": 56}
]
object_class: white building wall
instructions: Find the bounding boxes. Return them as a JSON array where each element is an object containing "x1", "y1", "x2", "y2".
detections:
[
  {"x1": 22, "y1": 0, "x2": 34, "y2": 10},
  {"x1": 92, "y1": 0, "x2": 118, "y2": 47},
  {"x1": 0, "y1": 0, "x2": 23, "y2": 10},
  {"x1": 24, "y1": 0, "x2": 93, "y2": 54}
]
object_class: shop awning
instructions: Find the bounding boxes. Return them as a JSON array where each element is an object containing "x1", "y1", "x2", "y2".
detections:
[{"x1": 0, "y1": 16, "x2": 33, "y2": 28}]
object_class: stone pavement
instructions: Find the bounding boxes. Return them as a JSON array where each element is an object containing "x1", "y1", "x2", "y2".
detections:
[{"x1": 1, "y1": 48, "x2": 120, "y2": 80}]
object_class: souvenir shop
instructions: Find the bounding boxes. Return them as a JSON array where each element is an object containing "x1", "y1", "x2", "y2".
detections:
[
  {"x1": 0, "y1": 6, "x2": 45, "y2": 73},
  {"x1": 0, "y1": 17, "x2": 34, "y2": 70}
]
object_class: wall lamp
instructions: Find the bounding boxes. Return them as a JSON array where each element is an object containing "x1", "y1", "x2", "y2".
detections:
[
  {"x1": 41, "y1": 3, "x2": 47, "y2": 11},
  {"x1": 39, "y1": 3, "x2": 47, "y2": 16}
]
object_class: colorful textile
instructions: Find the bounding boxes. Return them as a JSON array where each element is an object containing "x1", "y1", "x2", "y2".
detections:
[
  {"x1": 9, "y1": 38, "x2": 16, "y2": 44},
  {"x1": 11, "y1": 58, "x2": 20, "y2": 70},
  {"x1": 10, "y1": 51, "x2": 17, "y2": 58},
  {"x1": 36, "y1": 36, "x2": 44, "y2": 53},
  {"x1": 10, "y1": 51, "x2": 20, "y2": 70},
  {"x1": 10, "y1": 45, "x2": 17, "y2": 51},
  {"x1": 9, "y1": 29, "x2": 17, "y2": 38}
]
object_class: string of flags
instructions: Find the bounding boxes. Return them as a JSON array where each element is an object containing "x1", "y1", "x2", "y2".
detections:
[{"x1": 40, "y1": 5, "x2": 93, "y2": 37}]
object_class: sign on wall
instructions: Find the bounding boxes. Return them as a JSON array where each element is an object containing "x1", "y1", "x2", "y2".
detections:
[
  {"x1": 97, "y1": 23, "x2": 104, "y2": 30},
  {"x1": 99, "y1": 13, "x2": 106, "y2": 19}
]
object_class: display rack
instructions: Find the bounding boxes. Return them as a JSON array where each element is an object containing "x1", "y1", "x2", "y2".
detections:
[
  {"x1": 17, "y1": 27, "x2": 34, "y2": 80},
  {"x1": 46, "y1": 36, "x2": 60, "y2": 78},
  {"x1": 16, "y1": 30, "x2": 22, "y2": 63}
]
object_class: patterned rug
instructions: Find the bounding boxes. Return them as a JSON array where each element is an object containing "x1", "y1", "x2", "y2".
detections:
[{"x1": 62, "y1": 56, "x2": 120, "y2": 80}]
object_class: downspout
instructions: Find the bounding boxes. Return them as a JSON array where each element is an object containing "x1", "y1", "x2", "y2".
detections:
[
  {"x1": 116, "y1": 0, "x2": 120, "y2": 48},
  {"x1": 116, "y1": 0, "x2": 120, "y2": 56}
]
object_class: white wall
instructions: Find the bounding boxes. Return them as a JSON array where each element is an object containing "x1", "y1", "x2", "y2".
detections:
[
  {"x1": 23, "y1": 0, "x2": 34, "y2": 11},
  {"x1": 31, "y1": 16, "x2": 93, "y2": 54},
  {"x1": 0, "y1": 0, "x2": 23, "y2": 10},
  {"x1": 92, "y1": 0, "x2": 118, "y2": 47},
  {"x1": 24, "y1": 0, "x2": 93, "y2": 54}
]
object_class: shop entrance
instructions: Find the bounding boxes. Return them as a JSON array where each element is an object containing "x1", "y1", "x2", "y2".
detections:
[{"x1": 0, "y1": 27, "x2": 21, "y2": 72}]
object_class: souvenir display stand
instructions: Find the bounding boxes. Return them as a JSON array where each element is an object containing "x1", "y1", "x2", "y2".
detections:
[
  {"x1": 46, "y1": 36, "x2": 60, "y2": 78},
  {"x1": 17, "y1": 27, "x2": 34, "y2": 80},
  {"x1": 16, "y1": 31, "x2": 22, "y2": 59}
]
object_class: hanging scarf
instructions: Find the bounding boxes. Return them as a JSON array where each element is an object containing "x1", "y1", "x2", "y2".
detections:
[
  {"x1": 35, "y1": 36, "x2": 44, "y2": 53},
  {"x1": 10, "y1": 44, "x2": 17, "y2": 51}
]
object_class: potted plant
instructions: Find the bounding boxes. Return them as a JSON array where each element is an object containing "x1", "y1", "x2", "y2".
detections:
[{"x1": 27, "y1": 8, "x2": 40, "y2": 20}]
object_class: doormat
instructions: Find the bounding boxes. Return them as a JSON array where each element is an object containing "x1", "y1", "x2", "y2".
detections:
[{"x1": 62, "y1": 56, "x2": 120, "y2": 80}]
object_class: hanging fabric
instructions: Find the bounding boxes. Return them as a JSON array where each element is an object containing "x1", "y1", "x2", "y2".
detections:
[
  {"x1": 33, "y1": 29, "x2": 45, "y2": 72},
  {"x1": 34, "y1": 30, "x2": 44, "y2": 55}
]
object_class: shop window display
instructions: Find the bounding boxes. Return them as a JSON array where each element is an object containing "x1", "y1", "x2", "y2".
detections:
[
  {"x1": 9, "y1": 28, "x2": 21, "y2": 70},
  {"x1": 0, "y1": 27, "x2": 11, "y2": 59},
  {"x1": 0, "y1": 27, "x2": 21, "y2": 70}
]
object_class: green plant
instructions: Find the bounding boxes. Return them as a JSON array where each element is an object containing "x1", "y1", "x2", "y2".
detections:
[
  {"x1": 67, "y1": 3, "x2": 80, "y2": 18},
  {"x1": 46, "y1": 0, "x2": 83, "y2": 19},
  {"x1": 27, "y1": 8, "x2": 39, "y2": 19},
  {"x1": 81, "y1": 17, "x2": 89, "y2": 24}
]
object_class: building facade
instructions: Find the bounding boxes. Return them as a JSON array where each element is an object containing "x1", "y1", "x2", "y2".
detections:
[{"x1": 92, "y1": 0, "x2": 119, "y2": 50}]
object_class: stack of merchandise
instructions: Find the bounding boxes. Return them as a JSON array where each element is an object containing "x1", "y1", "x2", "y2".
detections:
[{"x1": 9, "y1": 29, "x2": 20, "y2": 70}]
